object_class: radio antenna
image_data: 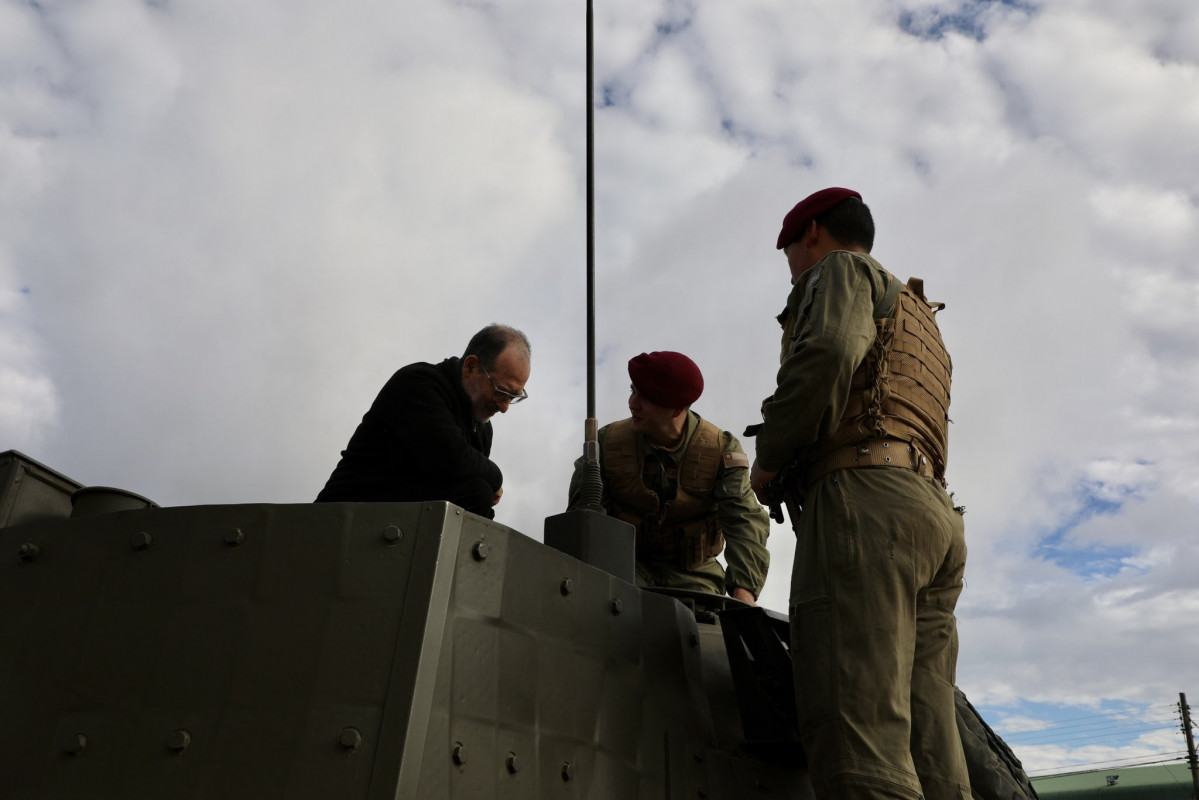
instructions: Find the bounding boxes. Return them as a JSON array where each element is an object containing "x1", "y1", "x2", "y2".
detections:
[{"x1": 577, "y1": 0, "x2": 604, "y2": 509}]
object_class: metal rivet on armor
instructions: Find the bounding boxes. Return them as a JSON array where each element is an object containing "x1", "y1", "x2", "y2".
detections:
[
  {"x1": 19, "y1": 542, "x2": 40, "y2": 562},
  {"x1": 338, "y1": 727, "x2": 362, "y2": 750},
  {"x1": 884, "y1": 457, "x2": 891, "y2": 463},
  {"x1": 561, "y1": 761, "x2": 575, "y2": 781},
  {"x1": 452, "y1": 743, "x2": 468, "y2": 765},
  {"x1": 560, "y1": 578, "x2": 574, "y2": 595},
  {"x1": 472, "y1": 541, "x2": 489, "y2": 561},
  {"x1": 689, "y1": 632, "x2": 700, "y2": 647},
  {"x1": 131, "y1": 532, "x2": 153, "y2": 551},
  {"x1": 224, "y1": 528, "x2": 245, "y2": 547},
  {"x1": 64, "y1": 733, "x2": 87, "y2": 755},
  {"x1": 610, "y1": 598, "x2": 623, "y2": 615},
  {"x1": 382, "y1": 525, "x2": 403, "y2": 544},
  {"x1": 882, "y1": 441, "x2": 889, "y2": 447},
  {"x1": 167, "y1": 729, "x2": 191, "y2": 752},
  {"x1": 506, "y1": 752, "x2": 520, "y2": 774}
]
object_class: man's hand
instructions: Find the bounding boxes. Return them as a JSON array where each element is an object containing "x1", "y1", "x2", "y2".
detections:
[
  {"x1": 492, "y1": 486, "x2": 503, "y2": 506},
  {"x1": 730, "y1": 586, "x2": 757, "y2": 606},
  {"x1": 750, "y1": 460, "x2": 778, "y2": 505}
]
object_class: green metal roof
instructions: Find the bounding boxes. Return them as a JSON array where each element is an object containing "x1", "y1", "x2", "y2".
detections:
[{"x1": 1033, "y1": 763, "x2": 1195, "y2": 799}]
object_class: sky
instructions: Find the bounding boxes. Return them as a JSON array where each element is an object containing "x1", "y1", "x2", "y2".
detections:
[{"x1": 3, "y1": 0, "x2": 1198, "y2": 776}]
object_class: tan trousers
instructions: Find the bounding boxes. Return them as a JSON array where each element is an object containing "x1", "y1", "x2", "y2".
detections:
[{"x1": 789, "y1": 468, "x2": 971, "y2": 800}]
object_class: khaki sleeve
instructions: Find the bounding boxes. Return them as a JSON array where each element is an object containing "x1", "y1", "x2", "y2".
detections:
[
  {"x1": 754, "y1": 252, "x2": 887, "y2": 472},
  {"x1": 713, "y1": 431, "x2": 771, "y2": 598}
]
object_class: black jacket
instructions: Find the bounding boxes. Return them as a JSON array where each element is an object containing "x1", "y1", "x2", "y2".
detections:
[{"x1": 316, "y1": 358, "x2": 502, "y2": 511}]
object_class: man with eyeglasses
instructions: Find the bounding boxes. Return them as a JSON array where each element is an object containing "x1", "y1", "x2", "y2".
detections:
[
  {"x1": 316, "y1": 324, "x2": 531, "y2": 519},
  {"x1": 566, "y1": 351, "x2": 770, "y2": 604}
]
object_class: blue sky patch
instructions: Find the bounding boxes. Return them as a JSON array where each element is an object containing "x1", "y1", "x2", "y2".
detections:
[
  {"x1": 600, "y1": 81, "x2": 629, "y2": 109},
  {"x1": 1034, "y1": 484, "x2": 1141, "y2": 579},
  {"x1": 655, "y1": 19, "x2": 691, "y2": 38},
  {"x1": 899, "y1": 0, "x2": 1032, "y2": 42}
]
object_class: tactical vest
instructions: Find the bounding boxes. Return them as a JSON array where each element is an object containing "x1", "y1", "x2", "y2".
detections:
[
  {"x1": 602, "y1": 418, "x2": 727, "y2": 570},
  {"x1": 785, "y1": 276, "x2": 953, "y2": 485}
]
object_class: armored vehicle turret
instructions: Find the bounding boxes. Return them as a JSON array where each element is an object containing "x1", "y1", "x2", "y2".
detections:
[{"x1": 0, "y1": 449, "x2": 1035, "y2": 799}]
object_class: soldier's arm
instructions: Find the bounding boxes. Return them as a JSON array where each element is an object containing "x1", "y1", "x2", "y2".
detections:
[
  {"x1": 566, "y1": 425, "x2": 608, "y2": 511},
  {"x1": 714, "y1": 432, "x2": 771, "y2": 601},
  {"x1": 565, "y1": 454, "x2": 586, "y2": 510},
  {"x1": 754, "y1": 252, "x2": 886, "y2": 471}
]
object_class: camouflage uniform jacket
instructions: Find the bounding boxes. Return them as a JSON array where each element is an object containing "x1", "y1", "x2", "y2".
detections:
[{"x1": 568, "y1": 411, "x2": 770, "y2": 598}]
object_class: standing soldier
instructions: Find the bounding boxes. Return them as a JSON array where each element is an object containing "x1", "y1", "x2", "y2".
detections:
[
  {"x1": 568, "y1": 351, "x2": 770, "y2": 604},
  {"x1": 748, "y1": 188, "x2": 970, "y2": 800}
]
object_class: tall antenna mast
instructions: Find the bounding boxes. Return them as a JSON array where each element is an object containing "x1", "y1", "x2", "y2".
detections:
[
  {"x1": 577, "y1": 0, "x2": 604, "y2": 509},
  {"x1": 543, "y1": 3, "x2": 633, "y2": 575},
  {"x1": 586, "y1": 0, "x2": 596, "y2": 420}
]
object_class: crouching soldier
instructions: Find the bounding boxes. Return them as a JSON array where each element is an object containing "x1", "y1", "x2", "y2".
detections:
[{"x1": 567, "y1": 351, "x2": 770, "y2": 604}]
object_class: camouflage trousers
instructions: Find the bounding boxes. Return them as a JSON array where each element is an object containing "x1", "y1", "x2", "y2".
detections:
[
  {"x1": 789, "y1": 468, "x2": 971, "y2": 800},
  {"x1": 635, "y1": 557, "x2": 726, "y2": 595}
]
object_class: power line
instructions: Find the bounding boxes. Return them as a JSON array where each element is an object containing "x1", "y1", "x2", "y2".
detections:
[
  {"x1": 995, "y1": 698, "x2": 1194, "y2": 776},
  {"x1": 1000, "y1": 703, "x2": 1178, "y2": 737},
  {"x1": 1010, "y1": 715, "x2": 1178, "y2": 737},
  {"x1": 1000, "y1": 704, "x2": 1179, "y2": 743},
  {"x1": 1028, "y1": 752, "x2": 1190, "y2": 778},
  {"x1": 1009, "y1": 719, "x2": 1180, "y2": 747}
]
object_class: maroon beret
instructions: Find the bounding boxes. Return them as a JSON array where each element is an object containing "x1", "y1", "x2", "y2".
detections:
[
  {"x1": 776, "y1": 187, "x2": 862, "y2": 249},
  {"x1": 628, "y1": 351, "x2": 704, "y2": 408}
]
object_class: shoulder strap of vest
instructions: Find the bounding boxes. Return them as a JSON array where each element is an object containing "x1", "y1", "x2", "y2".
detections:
[
  {"x1": 677, "y1": 418, "x2": 723, "y2": 495},
  {"x1": 601, "y1": 420, "x2": 641, "y2": 479},
  {"x1": 905, "y1": 276, "x2": 946, "y2": 311},
  {"x1": 877, "y1": 272, "x2": 903, "y2": 320}
]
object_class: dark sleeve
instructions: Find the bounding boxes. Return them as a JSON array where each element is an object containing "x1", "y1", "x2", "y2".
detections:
[
  {"x1": 566, "y1": 454, "x2": 586, "y2": 511},
  {"x1": 566, "y1": 426, "x2": 607, "y2": 511},
  {"x1": 380, "y1": 368, "x2": 503, "y2": 491}
]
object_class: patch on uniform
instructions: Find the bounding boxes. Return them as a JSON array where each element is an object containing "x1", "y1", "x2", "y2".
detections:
[
  {"x1": 793, "y1": 263, "x2": 824, "y2": 327},
  {"x1": 722, "y1": 451, "x2": 750, "y2": 469},
  {"x1": 805, "y1": 264, "x2": 824, "y2": 292}
]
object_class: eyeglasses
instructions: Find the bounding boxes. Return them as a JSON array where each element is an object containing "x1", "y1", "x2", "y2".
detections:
[{"x1": 480, "y1": 364, "x2": 529, "y2": 404}]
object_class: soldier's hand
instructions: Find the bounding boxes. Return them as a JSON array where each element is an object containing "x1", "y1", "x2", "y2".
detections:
[
  {"x1": 750, "y1": 460, "x2": 778, "y2": 505},
  {"x1": 492, "y1": 486, "x2": 503, "y2": 506},
  {"x1": 730, "y1": 586, "x2": 757, "y2": 606}
]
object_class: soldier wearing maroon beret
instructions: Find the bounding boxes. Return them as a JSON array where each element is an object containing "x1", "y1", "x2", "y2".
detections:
[
  {"x1": 747, "y1": 188, "x2": 969, "y2": 800},
  {"x1": 567, "y1": 351, "x2": 770, "y2": 603}
]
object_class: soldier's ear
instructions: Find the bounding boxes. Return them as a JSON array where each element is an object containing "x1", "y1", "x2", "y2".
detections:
[
  {"x1": 801, "y1": 220, "x2": 819, "y2": 245},
  {"x1": 461, "y1": 354, "x2": 480, "y2": 374}
]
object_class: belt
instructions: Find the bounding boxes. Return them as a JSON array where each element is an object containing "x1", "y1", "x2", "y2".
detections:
[{"x1": 804, "y1": 438, "x2": 936, "y2": 487}]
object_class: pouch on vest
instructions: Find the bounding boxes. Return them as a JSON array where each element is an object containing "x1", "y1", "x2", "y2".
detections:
[{"x1": 679, "y1": 515, "x2": 725, "y2": 571}]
